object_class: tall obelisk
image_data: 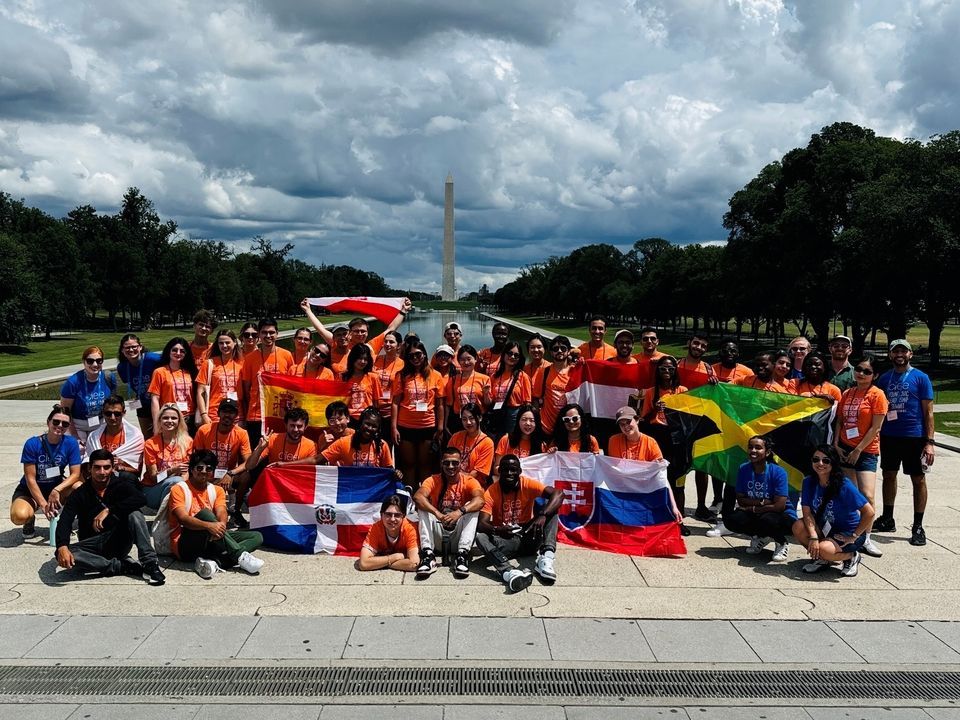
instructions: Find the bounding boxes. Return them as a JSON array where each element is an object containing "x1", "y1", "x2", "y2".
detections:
[{"x1": 441, "y1": 173, "x2": 456, "y2": 301}]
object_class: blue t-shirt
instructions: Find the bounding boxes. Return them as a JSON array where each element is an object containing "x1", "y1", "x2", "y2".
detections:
[
  {"x1": 800, "y1": 476, "x2": 868, "y2": 536},
  {"x1": 735, "y1": 461, "x2": 796, "y2": 520},
  {"x1": 59, "y1": 370, "x2": 117, "y2": 420},
  {"x1": 875, "y1": 367, "x2": 933, "y2": 438},
  {"x1": 117, "y1": 351, "x2": 162, "y2": 405},
  {"x1": 19, "y1": 434, "x2": 82, "y2": 489}
]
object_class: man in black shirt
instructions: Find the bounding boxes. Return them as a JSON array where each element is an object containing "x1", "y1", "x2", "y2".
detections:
[{"x1": 55, "y1": 449, "x2": 165, "y2": 585}]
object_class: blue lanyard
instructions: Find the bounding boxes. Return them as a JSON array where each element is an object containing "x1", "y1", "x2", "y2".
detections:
[{"x1": 40, "y1": 435, "x2": 63, "y2": 469}]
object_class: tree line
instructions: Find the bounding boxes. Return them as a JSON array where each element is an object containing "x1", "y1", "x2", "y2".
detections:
[
  {"x1": 494, "y1": 122, "x2": 960, "y2": 365},
  {"x1": 0, "y1": 188, "x2": 393, "y2": 344}
]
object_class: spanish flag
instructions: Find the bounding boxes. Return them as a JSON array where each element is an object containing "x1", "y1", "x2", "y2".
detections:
[
  {"x1": 661, "y1": 383, "x2": 835, "y2": 491},
  {"x1": 259, "y1": 372, "x2": 352, "y2": 441}
]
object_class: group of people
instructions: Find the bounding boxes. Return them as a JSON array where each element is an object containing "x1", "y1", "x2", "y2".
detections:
[{"x1": 12, "y1": 305, "x2": 935, "y2": 588}]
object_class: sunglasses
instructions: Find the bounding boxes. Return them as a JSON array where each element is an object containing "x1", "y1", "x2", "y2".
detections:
[
  {"x1": 84, "y1": 358, "x2": 104, "y2": 365},
  {"x1": 382, "y1": 511, "x2": 404, "y2": 519},
  {"x1": 441, "y1": 460, "x2": 460, "y2": 467},
  {"x1": 641, "y1": 337, "x2": 658, "y2": 343},
  {"x1": 102, "y1": 410, "x2": 124, "y2": 418},
  {"x1": 50, "y1": 419, "x2": 70, "y2": 428},
  {"x1": 811, "y1": 456, "x2": 832, "y2": 465},
  {"x1": 408, "y1": 352, "x2": 424, "y2": 359},
  {"x1": 854, "y1": 366, "x2": 874, "y2": 375},
  {"x1": 242, "y1": 332, "x2": 258, "y2": 339},
  {"x1": 170, "y1": 348, "x2": 186, "y2": 355},
  {"x1": 550, "y1": 346, "x2": 568, "y2": 352},
  {"x1": 505, "y1": 351, "x2": 521, "y2": 358},
  {"x1": 562, "y1": 415, "x2": 581, "y2": 424},
  {"x1": 312, "y1": 347, "x2": 328, "y2": 358},
  {"x1": 122, "y1": 345, "x2": 140, "y2": 352},
  {"x1": 193, "y1": 464, "x2": 215, "y2": 473}
]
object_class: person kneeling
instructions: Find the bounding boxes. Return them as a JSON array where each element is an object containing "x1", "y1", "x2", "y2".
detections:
[
  {"x1": 475, "y1": 454, "x2": 563, "y2": 593},
  {"x1": 413, "y1": 447, "x2": 485, "y2": 579},
  {"x1": 55, "y1": 449, "x2": 165, "y2": 585},
  {"x1": 723, "y1": 435, "x2": 795, "y2": 562},
  {"x1": 169, "y1": 450, "x2": 265, "y2": 579},
  {"x1": 356, "y1": 494, "x2": 419, "y2": 572}
]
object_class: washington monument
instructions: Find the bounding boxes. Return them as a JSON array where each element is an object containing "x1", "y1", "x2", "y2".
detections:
[{"x1": 441, "y1": 172, "x2": 456, "y2": 301}]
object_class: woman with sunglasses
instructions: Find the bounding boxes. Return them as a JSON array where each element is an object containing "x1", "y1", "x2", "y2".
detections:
[
  {"x1": 291, "y1": 327, "x2": 313, "y2": 366},
  {"x1": 116, "y1": 334, "x2": 162, "y2": 437},
  {"x1": 342, "y1": 343, "x2": 381, "y2": 425},
  {"x1": 295, "y1": 342, "x2": 335, "y2": 380},
  {"x1": 11, "y1": 404, "x2": 83, "y2": 539},
  {"x1": 238, "y1": 322, "x2": 260, "y2": 360},
  {"x1": 148, "y1": 337, "x2": 200, "y2": 435},
  {"x1": 197, "y1": 330, "x2": 243, "y2": 426},
  {"x1": 446, "y1": 345, "x2": 492, "y2": 434},
  {"x1": 392, "y1": 340, "x2": 444, "y2": 489},
  {"x1": 834, "y1": 355, "x2": 887, "y2": 559},
  {"x1": 794, "y1": 444, "x2": 875, "y2": 577},
  {"x1": 538, "y1": 336, "x2": 575, "y2": 434},
  {"x1": 142, "y1": 402, "x2": 194, "y2": 509},
  {"x1": 59, "y1": 346, "x2": 118, "y2": 444},
  {"x1": 488, "y1": 341, "x2": 532, "y2": 441},
  {"x1": 448, "y1": 403, "x2": 496, "y2": 486},
  {"x1": 548, "y1": 403, "x2": 600, "y2": 454}
]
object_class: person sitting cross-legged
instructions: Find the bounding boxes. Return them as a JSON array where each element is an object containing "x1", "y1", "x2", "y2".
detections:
[
  {"x1": 169, "y1": 449, "x2": 265, "y2": 579},
  {"x1": 413, "y1": 446, "x2": 485, "y2": 579},
  {"x1": 475, "y1": 454, "x2": 563, "y2": 593},
  {"x1": 54, "y1": 449, "x2": 165, "y2": 585}
]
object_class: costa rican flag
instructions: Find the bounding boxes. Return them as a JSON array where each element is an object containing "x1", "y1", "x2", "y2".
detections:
[
  {"x1": 521, "y1": 452, "x2": 685, "y2": 557},
  {"x1": 248, "y1": 465, "x2": 402, "y2": 555},
  {"x1": 305, "y1": 296, "x2": 406, "y2": 326}
]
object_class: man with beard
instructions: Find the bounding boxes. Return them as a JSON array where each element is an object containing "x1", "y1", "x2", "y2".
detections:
[{"x1": 826, "y1": 335, "x2": 855, "y2": 391}]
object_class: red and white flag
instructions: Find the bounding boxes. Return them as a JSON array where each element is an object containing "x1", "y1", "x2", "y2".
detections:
[
  {"x1": 565, "y1": 360, "x2": 640, "y2": 420},
  {"x1": 305, "y1": 297, "x2": 405, "y2": 325}
]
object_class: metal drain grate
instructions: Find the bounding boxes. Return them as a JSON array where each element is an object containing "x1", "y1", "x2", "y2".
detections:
[{"x1": 0, "y1": 666, "x2": 959, "y2": 700}]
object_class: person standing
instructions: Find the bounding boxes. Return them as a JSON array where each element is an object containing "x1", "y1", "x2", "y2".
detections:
[
  {"x1": 786, "y1": 336, "x2": 811, "y2": 381},
  {"x1": 576, "y1": 316, "x2": 617, "y2": 361},
  {"x1": 478, "y1": 322, "x2": 511, "y2": 377},
  {"x1": 826, "y1": 335, "x2": 856, "y2": 391},
  {"x1": 873, "y1": 340, "x2": 935, "y2": 546},
  {"x1": 188, "y1": 309, "x2": 218, "y2": 367},
  {"x1": 240, "y1": 318, "x2": 294, "y2": 447},
  {"x1": 59, "y1": 346, "x2": 118, "y2": 444},
  {"x1": 116, "y1": 334, "x2": 162, "y2": 437}
]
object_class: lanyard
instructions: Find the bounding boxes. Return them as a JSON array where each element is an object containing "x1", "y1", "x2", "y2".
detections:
[
  {"x1": 80, "y1": 374, "x2": 105, "y2": 413},
  {"x1": 260, "y1": 347, "x2": 277, "y2": 372},
  {"x1": 126, "y1": 358, "x2": 145, "y2": 400},
  {"x1": 217, "y1": 358, "x2": 237, "y2": 392},
  {"x1": 160, "y1": 436, "x2": 180, "y2": 467},
  {"x1": 40, "y1": 435, "x2": 62, "y2": 466},
  {"x1": 282, "y1": 435, "x2": 303, "y2": 459},
  {"x1": 172, "y1": 368, "x2": 190, "y2": 402}
]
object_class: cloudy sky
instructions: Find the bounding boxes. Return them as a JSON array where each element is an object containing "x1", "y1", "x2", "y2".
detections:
[{"x1": 0, "y1": 1, "x2": 956, "y2": 294}]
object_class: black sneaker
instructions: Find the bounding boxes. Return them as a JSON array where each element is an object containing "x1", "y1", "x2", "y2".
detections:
[
  {"x1": 452, "y1": 552, "x2": 470, "y2": 578},
  {"x1": 142, "y1": 564, "x2": 166, "y2": 586},
  {"x1": 415, "y1": 551, "x2": 437, "y2": 579},
  {"x1": 120, "y1": 558, "x2": 143, "y2": 577},
  {"x1": 21, "y1": 516, "x2": 36, "y2": 539},
  {"x1": 693, "y1": 506, "x2": 716, "y2": 522},
  {"x1": 679, "y1": 523, "x2": 691, "y2": 537},
  {"x1": 872, "y1": 516, "x2": 896, "y2": 533},
  {"x1": 230, "y1": 511, "x2": 250, "y2": 529},
  {"x1": 910, "y1": 525, "x2": 927, "y2": 546}
]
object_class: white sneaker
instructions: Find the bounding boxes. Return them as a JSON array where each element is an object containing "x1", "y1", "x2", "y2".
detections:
[
  {"x1": 706, "y1": 521, "x2": 732, "y2": 538},
  {"x1": 194, "y1": 557, "x2": 220, "y2": 580},
  {"x1": 534, "y1": 550, "x2": 556, "y2": 581},
  {"x1": 861, "y1": 536, "x2": 883, "y2": 558},
  {"x1": 237, "y1": 551, "x2": 264, "y2": 575},
  {"x1": 840, "y1": 551, "x2": 861, "y2": 577},
  {"x1": 746, "y1": 536, "x2": 771, "y2": 555},
  {"x1": 503, "y1": 568, "x2": 533, "y2": 593},
  {"x1": 771, "y1": 542, "x2": 789, "y2": 562},
  {"x1": 803, "y1": 559, "x2": 832, "y2": 574}
]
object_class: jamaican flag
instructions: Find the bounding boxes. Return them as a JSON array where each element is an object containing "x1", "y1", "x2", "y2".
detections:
[{"x1": 661, "y1": 384, "x2": 835, "y2": 491}]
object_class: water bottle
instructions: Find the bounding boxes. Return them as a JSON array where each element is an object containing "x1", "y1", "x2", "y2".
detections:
[{"x1": 48, "y1": 513, "x2": 59, "y2": 547}]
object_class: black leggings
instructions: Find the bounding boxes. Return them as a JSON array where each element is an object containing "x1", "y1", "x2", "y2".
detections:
[{"x1": 724, "y1": 509, "x2": 794, "y2": 543}]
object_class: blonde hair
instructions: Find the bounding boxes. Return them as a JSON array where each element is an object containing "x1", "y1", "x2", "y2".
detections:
[{"x1": 156, "y1": 403, "x2": 191, "y2": 455}]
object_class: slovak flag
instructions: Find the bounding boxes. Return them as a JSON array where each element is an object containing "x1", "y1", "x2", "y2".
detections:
[
  {"x1": 248, "y1": 465, "x2": 401, "y2": 555},
  {"x1": 565, "y1": 360, "x2": 641, "y2": 420},
  {"x1": 521, "y1": 452, "x2": 686, "y2": 557},
  {"x1": 305, "y1": 297, "x2": 406, "y2": 326}
]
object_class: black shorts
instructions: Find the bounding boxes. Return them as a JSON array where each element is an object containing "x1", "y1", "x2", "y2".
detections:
[
  {"x1": 398, "y1": 425, "x2": 436, "y2": 444},
  {"x1": 11, "y1": 484, "x2": 53, "y2": 504},
  {"x1": 879, "y1": 435, "x2": 927, "y2": 476}
]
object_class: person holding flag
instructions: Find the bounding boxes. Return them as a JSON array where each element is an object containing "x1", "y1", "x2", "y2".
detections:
[{"x1": 300, "y1": 297, "x2": 412, "y2": 362}]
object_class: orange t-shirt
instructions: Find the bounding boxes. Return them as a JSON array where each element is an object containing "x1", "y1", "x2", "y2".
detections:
[
  {"x1": 373, "y1": 356, "x2": 405, "y2": 411},
  {"x1": 641, "y1": 386, "x2": 688, "y2": 426},
  {"x1": 168, "y1": 479, "x2": 227, "y2": 557},
  {"x1": 344, "y1": 372, "x2": 382, "y2": 419},
  {"x1": 794, "y1": 380, "x2": 842, "y2": 403},
  {"x1": 329, "y1": 345, "x2": 350, "y2": 374},
  {"x1": 97, "y1": 427, "x2": 125, "y2": 455},
  {"x1": 446, "y1": 371, "x2": 490, "y2": 415},
  {"x1": 362, "y1": 517, "x2": 419, "y2": 556},
  {"x1": 316, "y1": 427, "x2": 355, "y2": 454},
  {"x1": 240, "y1": 347, "x2": 295, "y2": 421},
  {"x1": 143, "y1": 435, "x2": 193, "y2": 484},
  {"x1": 392, "y1": 369, "x2": 443, "y2": 429},
  {"x1": 539, "y1": 365, "x2": 571, "y2": 434},
  {"x1": 525, "y1": 362, "x2": 550, "y2": 400},
  {"x1": 266, "y1": 433, "x2": 318, "y2": 463},
  {"x1": 419, "y1": 472, "x2": 483, "y2": 511},
  {"x1": 489, "y1": 371, "x2": 533, "y2": 408},
  {"x1": 483, "y1": 476, "x2": 546, "y2": 526},
  {"x1": 321, "y1": 435, "x2": 393, "y2": 468},
  {"x1": 193, "y1": 422, "x2": 251, "y2": 469},
  {"x1": 734, "y1": 376, "x2": 792, "y2": 394},
  {"x1": 291, "y1": 361, "x2": 335, "y2": 381},
  {"x1": 712, "y1": 363, "x2": 754, "y2": 384},
  {"x1": 608, "y1": 433, "x2": 663, "y2": 461},
  {"x1": 548, "y1": 436, "x2": 601, "y2": 454},
  {"x1": 197, "y1": 357, "x2": 243, "y2": 423},
  {"x1": 190, "y1": 341, "x2": 211, "y2": 368},
  {"x1": 448, "y1": 430, "x2": 495, "y2": 479},
  {"x1": 478, "y1": 347, "x2": 503, "y2": 377},
  {"x1": 148, "y1": 366, "x2": 196, "y2": 416},
  {"x1": 577, "y1": 341, "x2": 616, "y2": 361},
  {"x1": 495, "y1": 434, "x2": 545, "y2": 460},
  {"x1": 838, "y1": 385, "x2": 888, "y2": 454}
]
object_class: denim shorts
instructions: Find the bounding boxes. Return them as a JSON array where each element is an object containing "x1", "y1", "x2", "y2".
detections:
[{"x1": 839, "y1": 446, "x2": 878, "y2": 472}]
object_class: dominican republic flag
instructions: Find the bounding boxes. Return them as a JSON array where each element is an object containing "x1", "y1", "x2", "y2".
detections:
[
  {"x1": 305, "y1": 296, "x2": 406, "y2": 326},
  {"x1": 248, "y1": 465, "x2": 401, "y2": 554},
  {"x1": 521, "y1": 452, "x2": 686, "y2": 557},
  {"x1": 565, "y1": 360, "x2": 641, "y2": 420}
]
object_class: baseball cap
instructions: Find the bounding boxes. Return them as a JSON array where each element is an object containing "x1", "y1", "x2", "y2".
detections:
[
  {"x1": 435, "y1": 344, "x2": 455, "y2": 357},
  {"x1": 889, "y1": 339, "x2": 912, "y2": 351},
  {"x1": 218, "y1": 398, "x2": 239, "y2": 413},
  {"x1": 615, "y1": 406, "x2": 637, "y2": 421},
  {"x1": 444, "y1": 322, "x2": 462, "y2": 333},
  {"x1": 614, "y1": 329, "x2": 634, "y2": 342},
  {"x1": 829, "y1": 334, "x2": 852, "y2": 345}
]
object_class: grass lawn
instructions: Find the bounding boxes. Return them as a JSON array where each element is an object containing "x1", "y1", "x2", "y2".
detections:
[{"x1": 935, "y1": 412, "x2": 960, "y2": 437}]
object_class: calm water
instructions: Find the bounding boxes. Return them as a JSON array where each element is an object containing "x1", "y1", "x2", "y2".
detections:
[{"x1": 397, "y1": 311, "x2": 531, "y2": 352}]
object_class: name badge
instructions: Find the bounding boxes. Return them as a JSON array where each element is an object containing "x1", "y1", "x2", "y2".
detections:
[
  {"x1": 227, "y1": 392, "x2": 238, "y2": 401},
  {"x1": 156, "y1": 470, "x2": 169, "y2": 483},
  {"x1": 493, "y1": 401, "x2": 504, "y2": 410},
  {"x1": 415, "y1": 401, "x2": 429, "y2": 412},
  {"x1": 845, "y1": 427, "x2": 859, "y2": 440},
  {"x1": 822, "y1": 521, "x2": 832, "y2": 537},
  {"x1": 176, "y1": 401, "x2": 189, "y2": 412},
  {"x1": 45, "y1": 466, "x2": 61, "y2": 480},
  {"x1": 127, "y1": 398, "x2": 142, "y2": 411},
  {"x1": 86, "y1": 415, "x2": 100, "y2": 429},
  {"x1": 886, "y1": 410, "x2": 898, "y2": 421},
  {"x1": 381, "y1": 390, "x2": 391, "y2": 400},
  {"x1": 214, "y1": 468, "x2": 228, "y2": 479}
]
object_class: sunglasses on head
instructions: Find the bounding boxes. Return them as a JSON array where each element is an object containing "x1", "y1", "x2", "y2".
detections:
[{"x1": 84, "y1": 357, "x2": 104, "y2": 365}]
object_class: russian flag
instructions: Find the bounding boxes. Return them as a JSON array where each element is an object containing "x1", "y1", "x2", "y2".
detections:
[
  {"x1": 565, "y1": 360, "x2": 641, "y2": 420},
  {"x1": 521, "y1": 452, "x2": 686, "y2": 557},
  {"x1": 248, "y1": 465, "x2": 401, "y2": 555},
  {"x1": 305, "y1": 296, "x2": 406, "y2": 326}
]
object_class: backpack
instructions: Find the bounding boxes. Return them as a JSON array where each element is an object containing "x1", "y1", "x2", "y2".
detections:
[{"x1": 151, "y1": 480, "x2": 217, "y2": 556}]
